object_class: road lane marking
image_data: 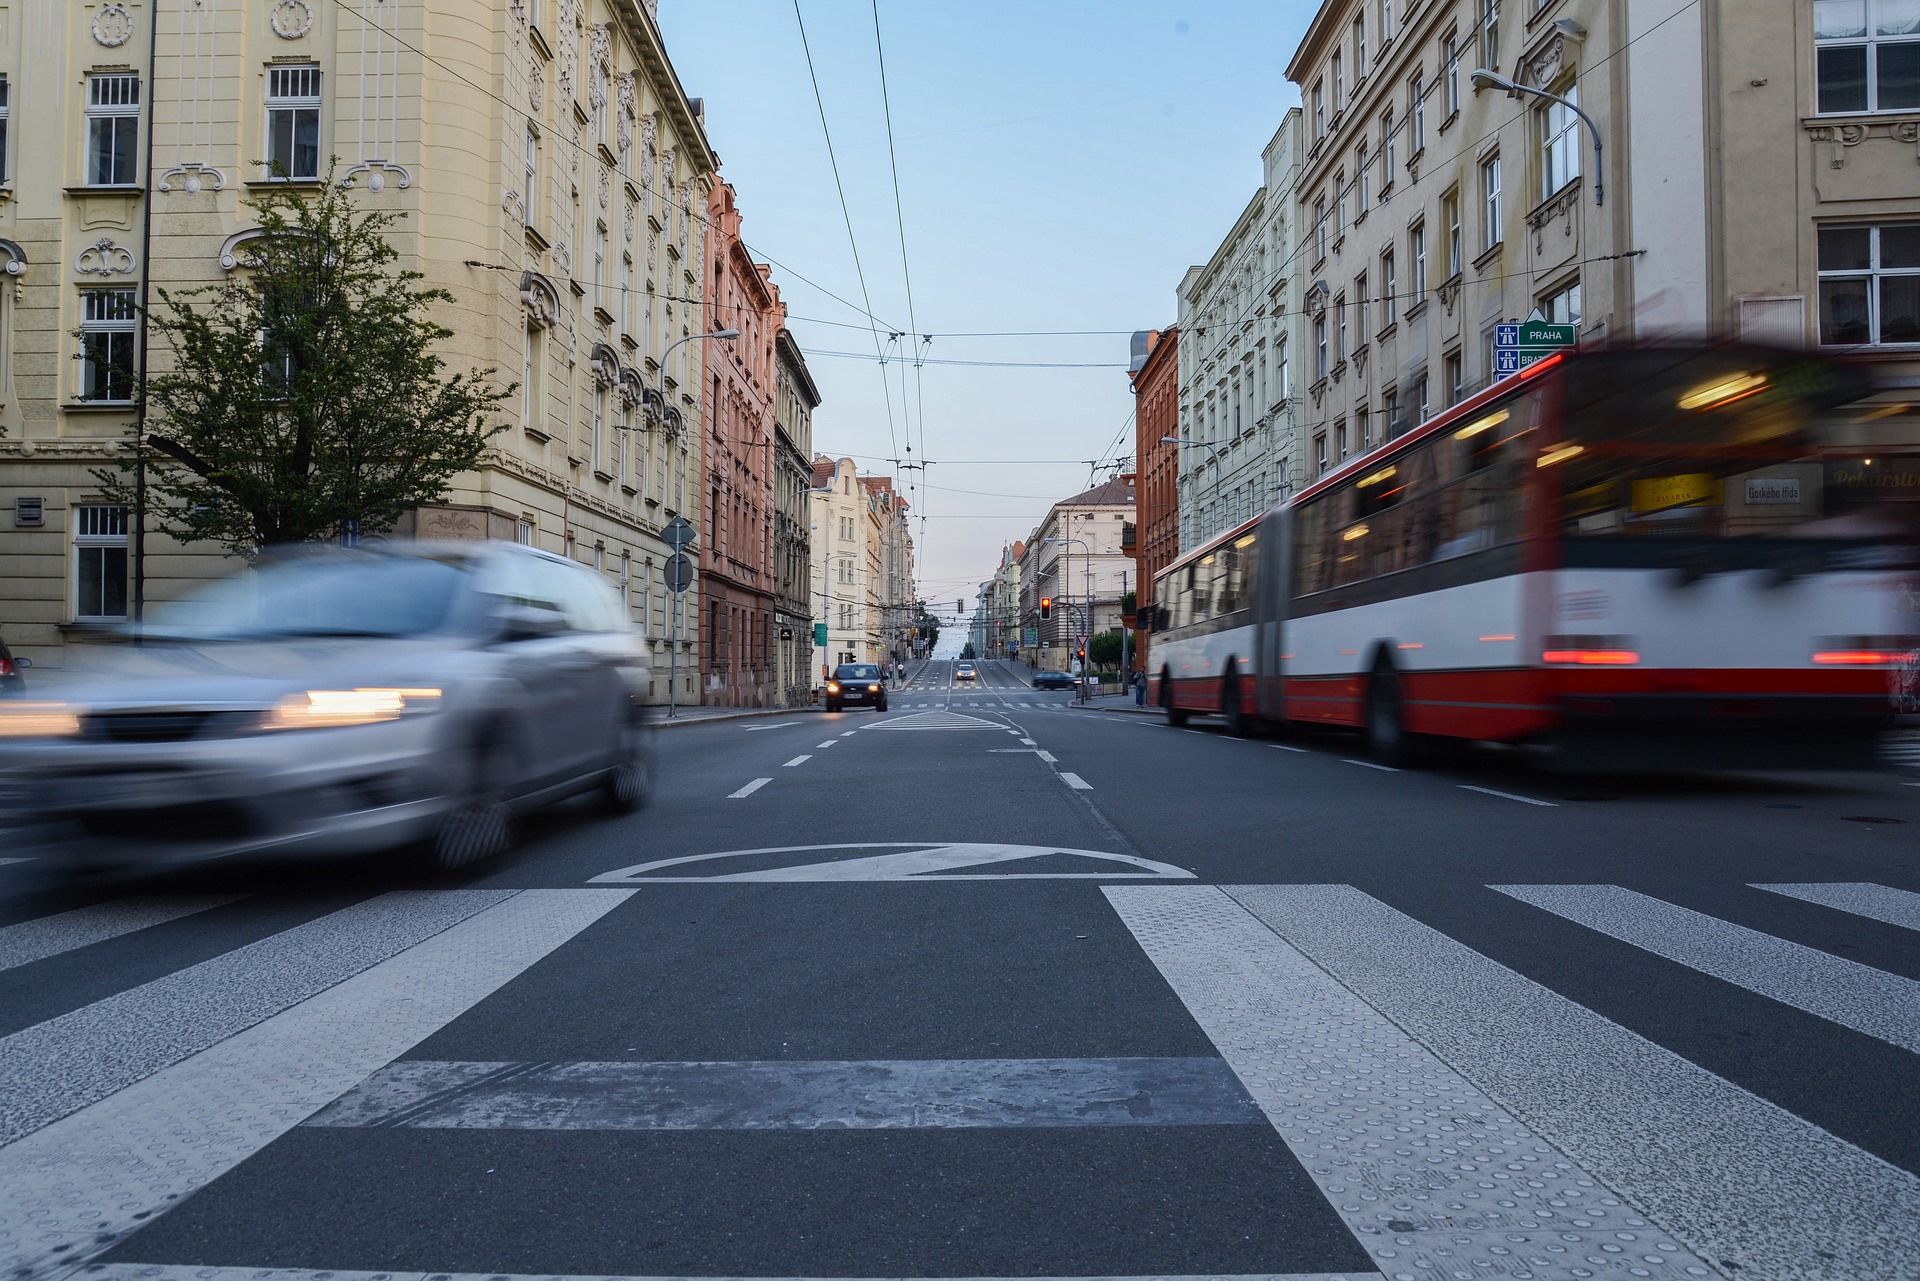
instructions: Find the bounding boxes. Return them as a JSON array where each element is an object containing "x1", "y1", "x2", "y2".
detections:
[
  {"x1": 1458, "y1": 784, "x2": 1557, "y2": 807},
  {"x1": 591, "y1": 842, "x2": 1193, "y2": 883},
  {"x1": 304, "y1": 1056, "x2": 1261, "y2": 1131},
  {"x1": 1019, "y1": 738, "x2": 1035, "y2": 745},
  {"x1": 0, "y1": 889, "x2": 630, "y2": 1281},
  {"x1": 727, "y1": 778, "x2": 771, "y2": 798},
  {"x1": 1342, "y1": 758, "x2": 1398, "y2": 771},
  {"x1": 0, "y1": 858, "x2": 32, "y2": 868},
  {"x1": 1221, "y1": 883, "x2": 1920, "y2": 1280},
  {"x1": 0, "y1": 890, "x2": 517, "y2": 1148},
  {"x1": 1268, "y1": 743, "x2": 1307, "y2": 752},
  {"x1": 1493, "y1": 883, "x2": 1920, "y2": 1052},
  {"x1": 1753, "y1": 882, "x2": 1920, "y2": 933},
  {"x1": 840, "y1": 730, "x2": 856, "y2": 737},
  {"x1": 0, "y1": 895, "x2": 247, "y2": 973},
  {"x1": 1059, "y1": 772, "x2": 1092, "y2": 790},
  {"x1": 781, "y1": 755, "x2": 812, "y2": 767},
  {"x1": 815, "y1": 741, "x2": 837, "y2": 748},
  {"x1": 1036, "y1": 750, "x2": 1058, "y2": 763},
  {"x1": 1182, "y1": 729, "x2": 1207, "y2": 736},
  {"x1": 741, "y1": 721, "x2": 801, "y2": 731}
]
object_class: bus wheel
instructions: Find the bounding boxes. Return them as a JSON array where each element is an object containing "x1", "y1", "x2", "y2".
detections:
[
  {"x1": 1161, "y1": 671, "x2": 1189, "y2": 727},
  {"x1": 1222, "y1": 668, "x2": 1250, "y2": 737},
  {"x1": 1364, "y1": 662, "x2": 1418, "y2": 765}
]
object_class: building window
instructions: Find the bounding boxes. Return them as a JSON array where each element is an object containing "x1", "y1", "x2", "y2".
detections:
[
  {"x1": 0, "y1": 75, "x2": 9, "y2": 184},
  {"x1": 525, "y1": 129, "x2": 541, "y2": 228},
  {"x1": 1818, "y1": 223, "x2": 1920, "y2": 345},
  {"x1": 1357, "y1": 142, "x2": 1370, "y2": 210},
  {"x1": 1445, "y1": 351, "x2": 1464, "y2": 405},
  {"x1": 1314, "y1": 315, "x2": 1328, "y2": 380},
  {"x1": 1384, "y1": 387, "x2": 1400, "y2": 437},
  {"x1": 1410, "y1": 74, "x2": 1426, "y2": 152},
  {"x1": 1315, "y1": 196, "x2": 1328, "y2": 261},
  {"x1": 1357, "y1": 272, "x2": 1370, "y2": 338},
  {"x1": 79, "y1": 289, "x2": 137, "y2": 403},
  {"x1": 1357, "y1": 406, "x2": 1371, "y2": 451},
  {"x1": 1335, "y1": 171, "x2": 1348, "y2": 238},
  {"x1": 74, "y1": 505, "x2": 129, "y2": 622},
  {"x1": 1354, "y1": 15, "x2": 1368, "y2": 77},
  {"x1": 517, "y1": 517, "x2": 535, "y2": 545},
  {"x1": 594, "y1": 223, "x2": 608, "y2": 313},
  {"x1": 1540, "y1": 85, "x2": 1582, "y2": 197},
  {"x1": 1332, "y1": 52, "x2": 1344, "y2": 110},
  {"x1": 1382, "y1": 0, "x2": 1394, "y2": 42},
  {"x1": 1443, "y1": 187, "x2": 1462, "y2": 277},
  {"x1": 592, "y1": 384, "x2": 606, "y2": 471},
  {"x1": 1815, "y1": 1, "x2": 1920, "y2": 114},
  {"x1": 1413, "y1": 373, "x2": 1430, "y2": 425},
  {"x1": 1336, "y1": 295, "x2": 1351, "y2": 362},
  {"x1": 1411, "y1": 221, "x2": 1428, "y2": 297},
  {"x1": 86, "y1": 74, "x2": 141, "y2": 186},
  {"x1": 1313, "y1": 80, "x2": 1325, "y2": 138},
  {"x1": 1315, "y1": 433, "x2": 1329, "y2": 476},
  {"x1": 1443, "y1": 32, "x2": 1461, "y2": 117},
  {"x1": 265, "y1": 66, "x2": 322, "y2": 180},
  {"x1": 1482, "y1": 0, "x2": 1500, "y2": 70},
  {"x1": 1540, "y1": 279, "x2": 1583, "y2": 327},
  {"x1": 1481, "y1": 153, "x2": 1502, "y2": 249},
  {"x1": 1382, "y1": 108, "x2": 1396, "y2": 182},
  {"x1": 1381, "y1": 249, "x2": 1397, "y2": 323}
]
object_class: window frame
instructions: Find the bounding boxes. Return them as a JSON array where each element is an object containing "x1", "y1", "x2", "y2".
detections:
[
  {"x1": 78, "y1": 288, "x2": 138, "y2": 404},
  {"x1": 1817, "y1": 221, "x2": 1920, "y2": 347},
  {"x1": 1443, "y1": 187, "x2": 1463, "y2": 277},
  {"x1": 1482, "y1": 0, "x2": 1501, "y2": 70},
  {"x1": 85, "y1": 73, "x2": 141, "y2": 187},
  {"x1": 1813, "y1": 0, "x2": 1920, "y2": 115},
  {"x1": 1443, "y1": 31, "x2": 1461, "y2": 117},
  {"x1": 1481, "y1": 152, "x2": 1502, "y2": 250},
  {"x1": 1411, "y1": 220, "x2": 1428, "y2": 297},
  {"x1": 1357, "y1": 141, "x2": 1370, "y2": 211},
  {"x1": 1410, "y1": 73, "x2": 1426, "y2": 153},
  {"x1": 73, "y1": 505, "x2": 130, "y2": 623},
  {"x1": 1539, "y1": 85, "x2": 1582, "y2": 199},
  {"x1": 1381, "y1": 248, "x2": 1397, "y2": 325},
  {"x1": 1538, "y1": 278, "x2": 1583, "y2": 327},
  {"x1": 264, "y1": 65, "x2": 323, "y2": 181},
  {"x1": 1354, "y1": 14, "x2": 1368, "y2": 78},
  {"x1": 1382, "y1": 108, "x2": 1397, "y2": 183}
]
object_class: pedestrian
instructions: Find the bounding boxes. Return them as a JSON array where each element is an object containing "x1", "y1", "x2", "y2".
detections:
[{"x1": 1133, "y1": 670, "x2": 1147, "y2": 706}]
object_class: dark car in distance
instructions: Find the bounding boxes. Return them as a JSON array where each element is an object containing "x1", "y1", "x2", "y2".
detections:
[
  {"x1": 826, "y1": 663, "x2": 889, "y2": 712},
  {"x1": 1032, "y1": 670, "x2": 1076, "y2": 690},
  {"x1": 0, "y1": 634, "x2": 28, "y2": 697}
]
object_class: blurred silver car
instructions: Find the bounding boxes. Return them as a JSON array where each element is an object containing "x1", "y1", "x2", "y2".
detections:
[{"x1": 0, "y1": 542, "x2": 652, "y2": 872}]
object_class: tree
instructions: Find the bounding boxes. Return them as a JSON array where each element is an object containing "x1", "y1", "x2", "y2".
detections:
[
  {"x1": 99, "y1": 167, "x2": 511, "y2": 554},
  {"x1": 959, "y1": 642, "x2": 978, "y2": 661},
  {"x1": 1089, "y1": 629, "x2": 1124, "y2": 668},
  {"x1": 913, "y1": 599, "x2": 941, "y2": 652}
]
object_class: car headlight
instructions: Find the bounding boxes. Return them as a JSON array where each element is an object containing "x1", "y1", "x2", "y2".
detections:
[
  {"x1": 867, "y1": 684, "x2": 880, "y2": 692},
  {"x1": 262, "y1": 687, "x2": 442, "y2": 731},
  {"x1": 827, "y1": 682, "x2": 841, "y2": 693},
  {"x1": 0, "y1": 702, "x2": 82, "y2": 739}
]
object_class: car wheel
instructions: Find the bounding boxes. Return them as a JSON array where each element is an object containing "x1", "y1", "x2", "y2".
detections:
[
  {"x1": 1161, "y1": 671, "x2": 1189, "y2": 727},
  {"x1": 429, "y1": 735, "x2": 514, "y2": 873},
  {"x1": 826, "y1": 699, "x2": 840, "y2": 712},
  {"x1": 600, "y1": 712, "x2": 653, "y2": 814}
]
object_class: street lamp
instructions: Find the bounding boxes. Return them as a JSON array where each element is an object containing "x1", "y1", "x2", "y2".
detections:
[{"x1": 1470, "y1": 69, "x2": 1603, "y2": 206}]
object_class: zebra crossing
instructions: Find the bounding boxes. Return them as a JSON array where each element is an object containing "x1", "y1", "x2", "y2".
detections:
[{"x1": 0, "y1": 876, "x2": 1914, "y2": 1279}]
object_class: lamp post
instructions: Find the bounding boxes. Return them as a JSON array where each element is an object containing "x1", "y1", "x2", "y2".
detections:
[
  {"x1": 1470, "y1": 69, "x2": 1603, "y2": 206},
  {"x1": 1162, "y1": 436, "x2": 1224, "y2": 541}
]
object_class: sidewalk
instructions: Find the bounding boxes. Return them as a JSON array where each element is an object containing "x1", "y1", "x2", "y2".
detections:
[
  {"x1": 650, "y1": 703, "x2": 822, "y2": 729},
  {"x1": 1065, "y1": 689, "x2": 1162, "y2": 716}
]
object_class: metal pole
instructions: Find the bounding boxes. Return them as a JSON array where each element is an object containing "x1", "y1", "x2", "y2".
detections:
[{"x1": 668, "y1": 588, "x2": 679, "y2": 719}]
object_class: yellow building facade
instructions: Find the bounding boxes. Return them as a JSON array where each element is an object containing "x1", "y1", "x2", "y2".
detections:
[{"x1": 0, "y1": 0, "x2": 717, "y2": 704}]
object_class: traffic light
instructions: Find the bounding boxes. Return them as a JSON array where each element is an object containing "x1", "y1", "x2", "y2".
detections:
[{"x1": 1040, "y1": 597, "x2": 1053, "y2": 620}]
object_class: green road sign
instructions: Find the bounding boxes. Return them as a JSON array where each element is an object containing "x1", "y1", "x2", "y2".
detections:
[{"x1": 813, "y1": 622, "x2": 828, "y2": 646}]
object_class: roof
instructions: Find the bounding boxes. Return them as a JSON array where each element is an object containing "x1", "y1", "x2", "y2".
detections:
[{"x1": 1059, "y1": 477, "x2": 1136, "y2": 508}]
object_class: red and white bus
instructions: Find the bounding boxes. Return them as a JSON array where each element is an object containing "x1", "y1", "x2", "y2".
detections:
[{"x1": 1149, "y1": 343, "x2": 1918, "y2": 769}]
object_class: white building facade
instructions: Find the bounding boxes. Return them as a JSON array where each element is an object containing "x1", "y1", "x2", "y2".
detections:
[{"x1": 1174, "y1": 109, "x2": 1306, "y2": 551}]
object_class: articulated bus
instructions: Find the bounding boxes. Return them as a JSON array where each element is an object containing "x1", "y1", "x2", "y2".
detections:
[{"x1": 1149, "y1": 343, "x2": 1919, "y2": 769}]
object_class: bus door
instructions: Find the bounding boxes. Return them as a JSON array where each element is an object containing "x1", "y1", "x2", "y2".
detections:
[{"x1": 1257, "y1": 509, "x2": 1292, "y2": 720}]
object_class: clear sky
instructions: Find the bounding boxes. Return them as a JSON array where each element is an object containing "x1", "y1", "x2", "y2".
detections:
[{"x1": 657, "y1": 1, "x2": 1311, "y2": 627}]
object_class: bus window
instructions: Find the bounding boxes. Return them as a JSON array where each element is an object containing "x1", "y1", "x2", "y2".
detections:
[{"x1": 1192, "y1": 556, "x2": 1215, "y2": 623}]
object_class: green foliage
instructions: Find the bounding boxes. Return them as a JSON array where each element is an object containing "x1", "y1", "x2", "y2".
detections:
[
  {"x1": 1089, "y1": 629, "x2": 1124, "y2": 667},
  {"x1": 98, "y1": 166, "x2": 511, "y2": 554},
  {"x1": 959, "y1": 642, "x2": 978, "y2": 660}
]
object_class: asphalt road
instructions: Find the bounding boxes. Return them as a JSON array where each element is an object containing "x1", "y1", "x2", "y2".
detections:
[{"x1": 3, "y1": 657, "x2": 1919, "y2": 1281}]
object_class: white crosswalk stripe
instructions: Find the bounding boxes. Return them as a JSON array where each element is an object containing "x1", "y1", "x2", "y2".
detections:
[
  {"x1": 0, "y1": 896, "x2": 246, "y2": 973},
  {"x1": 1754, "y1": 881, "x2": 1920, "y2": 933},
  {"x1": 1212, "y1": 883, "x2": 1920, "y2": 1281},
  {"x1": 0, "y1": 889, "x2": 627, "y2": 1281},
  {"x1": 1494, "y1": 883, "x2": 1920, "y2": 1052}
]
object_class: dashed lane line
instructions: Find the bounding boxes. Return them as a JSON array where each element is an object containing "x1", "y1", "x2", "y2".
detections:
[
  {"x1": 1269, "y1": 743, "x2": 1307, "y2": 752},
  {"x1": 1059, "y1": 772, "x2": 1093, "y2": 790},
  {"x1": 727, "y1": 778, "x2": 771, "y2": 799},
  {"x1": 1036, "y1": 751, "x2": 1058, "y2": 763},
  {"x1": 1343, "y1": 758, "x2": 1399, "y2": 772},
  {"x1": 1458, "y1": 784, "x2": 1557, "y2": 807},
  {"x1": 816, "y1": 741, "x2": 837, "y2": 748},
  {"x1": 782, "y1": 756, "x2": 812, "y2": 767}
]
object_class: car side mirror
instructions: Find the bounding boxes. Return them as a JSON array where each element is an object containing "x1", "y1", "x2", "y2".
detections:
[
  {"x1": 495, "y1": 602, "x2": 567, "y2": 643},
  {"x1": 12, "y1": 657, "x2": 29, "y2": 669}
]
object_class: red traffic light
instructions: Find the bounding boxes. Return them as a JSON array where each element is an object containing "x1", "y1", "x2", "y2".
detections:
[{"x1": 1039, "y1": 597, "x2": 1053, "y2": 620}]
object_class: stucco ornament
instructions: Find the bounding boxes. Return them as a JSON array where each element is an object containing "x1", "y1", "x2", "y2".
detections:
[
  {"x1": 569, "y1": 124, "x2": 582, "y2": 176},
  {"x1": 510, "y1": 0, "x2": 526, "y2": 27},
  {"x1": 678, "y1": 183, "x2": 691, "y2": 255},
  {"x1": 639, "y1": 117, "x2": 658, "y2": 190},
  {"x1": 598, "y1": 168, "x2": 611, "y2": 210},
  {"x1": 661, "y1": 148, "x2": 676, "y2": 199},
  {"x1": 616, "y1": 75, "x2": 636, "y2": 156},
  {"x1": 647, "y1": 231, "x2": 657, "y2": 276},
  {"x1": 503, "y1": 189, "x2": 525, "y2": 225},
  {"x1": 92, "y1": 2, "x2": 135, "y2": 47},
  {"x1": 269, "y1": 0, "x2": 315, "y2": 40},
  {"x1": 529, "y1": 65, "x2": 544, "y2": 112},
  {"x1": 553, "y1": 241, "x2": 572, "y2": 277},
  {"x1": 624, "y1": 200, "x2": 636, "y2": 244},
  {"x1": 76, "y1": 238, "x2": 136, "y2": 276},
  {"x1": 589, "y1": 23, "x2": 612, "y2": 70}
]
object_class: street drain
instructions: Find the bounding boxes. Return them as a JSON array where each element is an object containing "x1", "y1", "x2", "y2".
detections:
[{"x1": 1841, "y1": 815, "x2": 1906, "y2": 825}]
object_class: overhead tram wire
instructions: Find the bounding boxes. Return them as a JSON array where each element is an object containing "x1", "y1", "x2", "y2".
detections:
[{"x1": 792, "y1": 0, "x2": 902, "y2": 468}]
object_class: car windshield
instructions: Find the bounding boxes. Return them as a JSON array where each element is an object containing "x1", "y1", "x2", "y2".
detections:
[
  {"x1": 836, "y1": 664, "x2": 881, "y2": 680},
  {"x1": 141, "y1": 553, "x2": 468, "y2": 640}
]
